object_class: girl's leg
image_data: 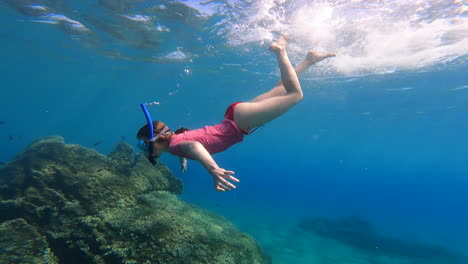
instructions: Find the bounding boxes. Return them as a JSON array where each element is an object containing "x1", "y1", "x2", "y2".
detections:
[
  {"x1": 234, "y1": 35, "x2": 335, "y2": 130},
  {"x1": 234, "y1": 35, "x2": 302, "y2": 130},
  {"x1": 250, "y1": 51, "x2": 336, "y2": 102}
]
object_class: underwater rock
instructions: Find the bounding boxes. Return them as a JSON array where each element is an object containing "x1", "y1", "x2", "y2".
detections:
[
  {"x1": 0, "y1": 218, "x2": 58, "y2": 264},
  {"x1": 108, "y1": 141, "x2": 133, "y2": 168},
  {"x1": 298, "y1": 216, "x2": 468, "y2": 264},
  {"x1": 0, "y1": 136, "x2": 271, "y2": 264}
]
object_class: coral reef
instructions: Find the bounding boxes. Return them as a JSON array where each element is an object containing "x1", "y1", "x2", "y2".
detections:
[{"x1": 0, "y1": 136, "x2": 270, "y2": 264}]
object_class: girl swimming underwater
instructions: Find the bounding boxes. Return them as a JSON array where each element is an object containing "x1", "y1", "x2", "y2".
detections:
[{"x1": 137, "y1": 35, "x2": 335, "y2": 192}]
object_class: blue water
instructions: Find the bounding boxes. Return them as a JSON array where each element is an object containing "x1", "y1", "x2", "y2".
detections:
[{"x1": 1, "y1": 1, "x2": 467, "y2": 263}]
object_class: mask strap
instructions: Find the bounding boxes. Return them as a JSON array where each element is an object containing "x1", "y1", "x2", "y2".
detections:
[{"x1": 146, "y1": 126, "x2": 170, "y2": 142}]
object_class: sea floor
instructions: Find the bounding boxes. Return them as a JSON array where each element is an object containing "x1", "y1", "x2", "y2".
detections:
[
  {"x1": 189, "y1": 201, "x2": 467, "y2": 264},
  {"x1": 244, "y1": 221, "x2": 414, "y2": 264}
]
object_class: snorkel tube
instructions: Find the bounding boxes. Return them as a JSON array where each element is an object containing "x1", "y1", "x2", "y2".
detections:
[
  {"x1": 140, "y1": 103, "x2": 156, "y2": 165},
  {"x1": 140, "y1": 103, "x2": 154, "y2": 139}
]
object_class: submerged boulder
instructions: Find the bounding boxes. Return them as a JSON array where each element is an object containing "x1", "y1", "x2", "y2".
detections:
[
  {"x1": 0, "y1": 136, "x2": 271, "y2": 264},
  {"x1": 298, "y1": 216, "x2": 468, "y2": 264}
]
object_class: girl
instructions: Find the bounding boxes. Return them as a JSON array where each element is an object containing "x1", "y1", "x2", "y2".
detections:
[{"x1": 137, "y1": 35, "x2": 335, "y2": 192}]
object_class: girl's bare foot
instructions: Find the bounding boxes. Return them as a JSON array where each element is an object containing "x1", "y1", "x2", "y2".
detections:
[
  {"x1": 269, "y1": 34, "x2": 289, "y2": 54},
  {"x1": 305, "y1": 51, "x2": 336, "y2": 65}
]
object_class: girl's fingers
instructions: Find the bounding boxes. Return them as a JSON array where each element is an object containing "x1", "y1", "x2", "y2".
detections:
[
  {"x1": 220, "y1": 178, "x2": 236, "y2": 189},
  {"x1": 228, "y1": 176, "x2": 240, "y2": 182},
  {"x1": 213, "y1": 169, "x2": 239, "y2": 191},
  {"x1": 221, "y1": 170, "x2": 239, "y2": 182},
  {"x1": 218, "y1": 183, "x2": 230, "y2": 191}
]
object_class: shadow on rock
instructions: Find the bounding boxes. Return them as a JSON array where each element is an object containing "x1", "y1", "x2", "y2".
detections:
[
  {"x1": 0, "y1": 136, "x2": 271, "y2": 264},
  {"x1": 298, "y1": 216, "x2": 468, "y2": 264}
]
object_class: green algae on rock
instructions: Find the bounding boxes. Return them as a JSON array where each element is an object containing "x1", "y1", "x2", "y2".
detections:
[{"x1": 0, "y1": 136, "x2": 271, "y2": 264}]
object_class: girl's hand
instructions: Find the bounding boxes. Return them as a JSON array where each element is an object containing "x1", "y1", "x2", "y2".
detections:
[
  {"x1": 177, "y1": 141, "x2": 238, "y2": 191},
  {"x1": 209, "y1": 168, "x2": 239, "y2": 192}
]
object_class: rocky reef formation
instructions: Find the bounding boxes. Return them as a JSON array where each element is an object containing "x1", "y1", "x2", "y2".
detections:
[{"x1": 0, "y1": 137, "x2": 270, "y2": 264}]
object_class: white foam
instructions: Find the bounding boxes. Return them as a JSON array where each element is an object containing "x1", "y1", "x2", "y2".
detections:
[
  {"x1": 26, "y1": 5, "x2": 48, "y2": 11},
  {"x1": 121, "y1": 14, "x2": 152, "y2": 23},
  {"x1": 225, "y1": 0, "x2": 468, "y2": 75},
  {"x1": 149, "y1": 48, "x2": 193, "y2": 64},
  {"x1": 37, "y1": 14, "x2": 92, "y2": 34}
]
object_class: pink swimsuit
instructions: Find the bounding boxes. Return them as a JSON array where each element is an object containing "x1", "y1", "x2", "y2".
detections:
[
  {"x1": 168, "y1": 102, "x2": 247, "y2": 159},
  {"x1": 168, "y1": 119, "x2": 245, "y2": 159}
]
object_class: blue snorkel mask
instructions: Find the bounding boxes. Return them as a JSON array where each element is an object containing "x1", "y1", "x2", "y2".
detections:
[{"x1": 139, "y1": 102, "x2": 170, "y2": 164}]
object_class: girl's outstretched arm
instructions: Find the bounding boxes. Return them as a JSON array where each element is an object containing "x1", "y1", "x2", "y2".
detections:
[{"x1": 178, "y1": 141, "x2": 239, "y2": 191}]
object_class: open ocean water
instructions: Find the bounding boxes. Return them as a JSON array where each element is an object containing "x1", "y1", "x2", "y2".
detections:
[{"x1": 1, "y1": 0, "x2": 467, "y2": 263}]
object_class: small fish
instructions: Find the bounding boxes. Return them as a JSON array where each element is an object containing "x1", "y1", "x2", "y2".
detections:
[
  {"x1": 8, "y1": 136, "x2": 13, "y2": 141},
  {"x1": 120, "y1": 136, "x2": 127, "y2": 141},
  {"x1": 0, "y1": 121, "x2": 5, "y2": 125},
  {"x1": 452, "y1": 85, "x2": 468, "y2": 91},
  {"x1": 0, "y1": 161, "x2": 6, "y2": 166},
  {"x1": 93, "y1": 141, "x2": 102, "y2": 147},
  {"x1": 386, "y1": 87, "x2": 414, "y2": 92}
]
